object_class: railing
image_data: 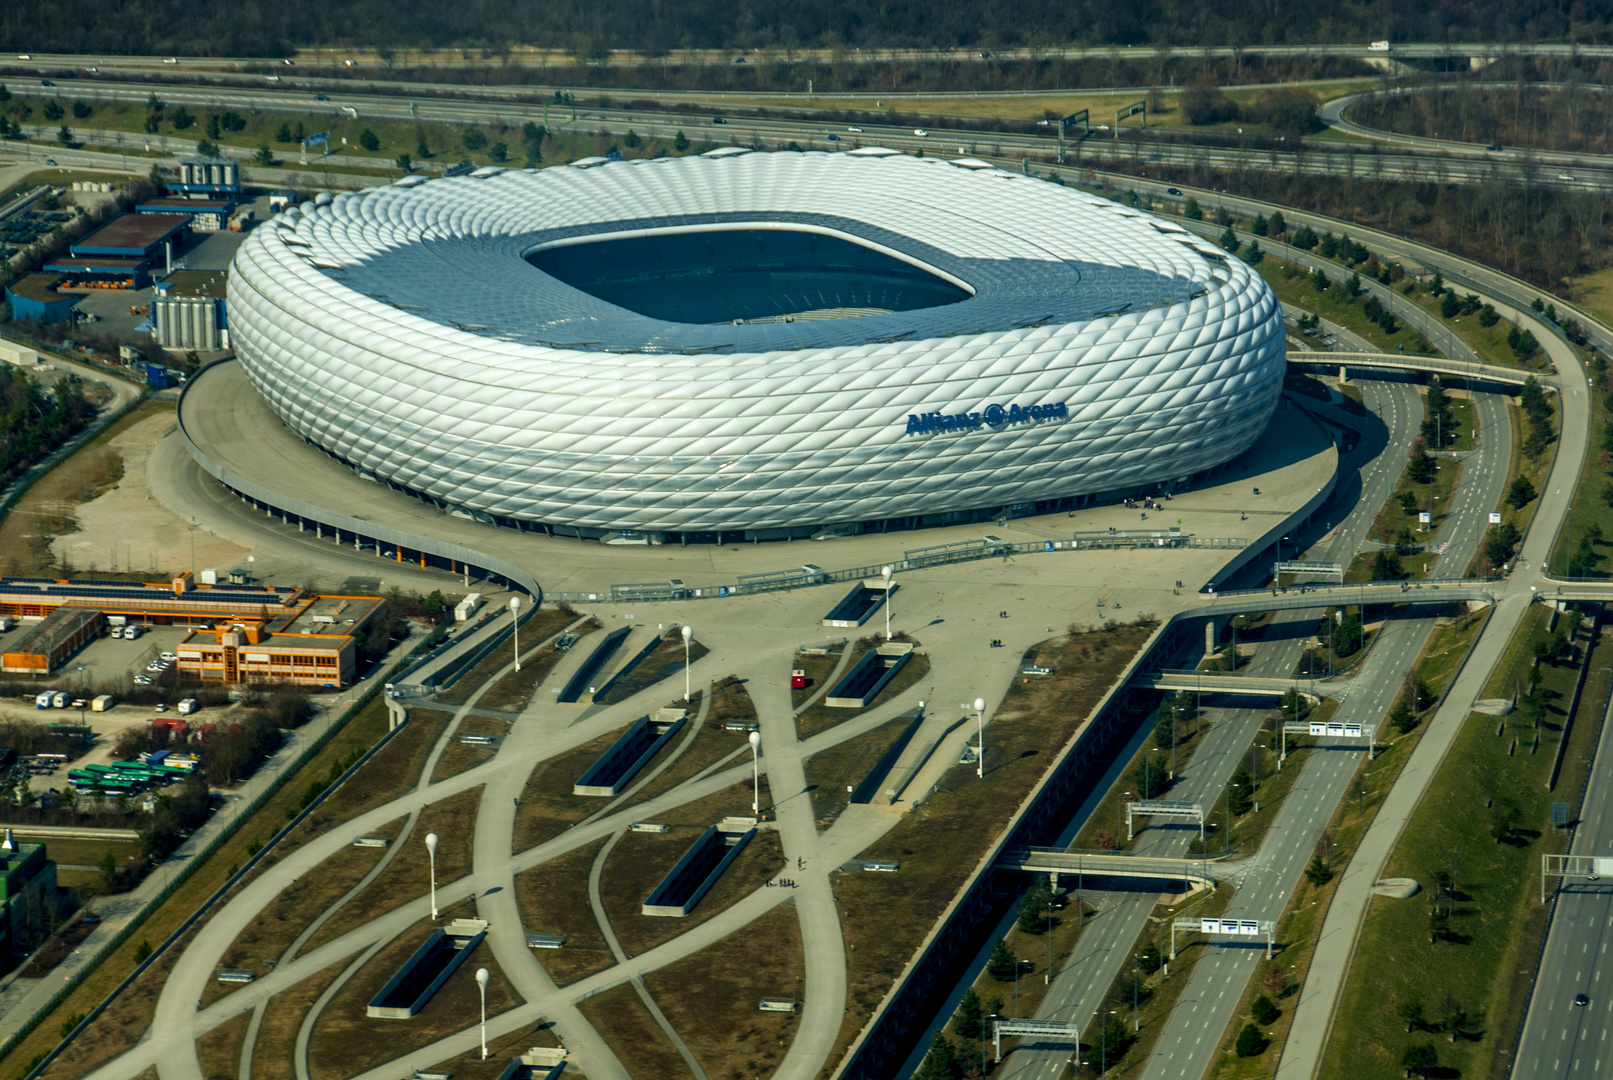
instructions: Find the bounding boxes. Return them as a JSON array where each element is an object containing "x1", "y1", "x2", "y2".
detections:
[{"x1": 548, "y1": 533, "x2": 1247, "y2": 605}]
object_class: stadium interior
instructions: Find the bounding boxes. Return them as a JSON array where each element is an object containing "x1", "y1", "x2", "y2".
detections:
[{"x1": 526, "y1": 227, "x2": 974, "y2": 324}]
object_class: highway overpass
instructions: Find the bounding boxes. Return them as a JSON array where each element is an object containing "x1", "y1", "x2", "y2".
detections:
[
  {"x1": 1289, "y1": 351, "x2": 1554, "y2": 389},
  {"x1": 1199, "y1": 578, "x2": 1498, "y2": 617},
  {"x1": 1132, "y1": 671, "x2": 1329, "y2": 701},
  {"x1": 996, "y1": 848, "x2": 1229, "y2": 890}
]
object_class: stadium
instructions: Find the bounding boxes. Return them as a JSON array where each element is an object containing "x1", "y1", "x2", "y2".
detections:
[{"x1": 227, "y1": 149, "x2": 1286, "y2": 542}]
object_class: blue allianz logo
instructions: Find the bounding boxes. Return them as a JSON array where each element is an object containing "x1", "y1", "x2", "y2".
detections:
[{"x1": 905, "y1": 400, "x2": 1069, "y2": 436}]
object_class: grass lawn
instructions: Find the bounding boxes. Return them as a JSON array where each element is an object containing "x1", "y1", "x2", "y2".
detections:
[
  {"x1": 512, "y1": 724, "x2": 632, "y2": 852},
  {"x1": 794, "y1": 648, "x2": 931, "y2": 739},
  {"x1": 299, "y1": 785, "x2": 482, "y2": 954},
  {"x1": 803, "y1": 712, "x2": 923, "y2": 830},
  {"x1": 822, "y1": 620, "x2": 1157, "y2": 1076},
  {"x1": 578, "y1": 983, "x2": 692, "y2": 1079},
  {"x1": 0, "y1": 399, "x2": 170, "y2": 575},
  {"x1": 1548, "y1": 356, "x2": 1611, "y2": 578},
  {"x1": 515, "y1": 837, "x2": 616, "y2": 987},
  {"x1": 20, "y1": 692, "x2": 395, "y2": 1080},
  {"x1": 1318, "y1": 604, "x2": 1606, "y2": 1080},
  {"x1": 431, "y1": 608, "x2": 582, "y2": 709},
  {"x1": 1210, "y1": 608, "x2": 1489, "y2": 1080},
  {"x1": 308, "y1": 706, "x2": 450, "y2": 826},
  {"x1": 595, "y1": 633, "x2": 709, "y2": 707},
  {"x1": 1367, "y1": 447, "x2": 1462, "y2": 548},
  {"x1": 249, "y1": 959, "x2": 349, "y2": 1080},
  {"x1": 1570, "y1": 266, "x2": 1613, "y2": 331},
  {"x1": 195, "y1": 1010, "x2": 250, "y2": 1080},
  {"x1": 790, "y1": 646, "x2": 846, "y2": 710},
  {"x1": 1257, "y1": 259, "x2": 1434, "y2": 355},
  {"x1": 429, "y1": 713, "x2": 507, "y2": 782},
  {"x1": 205, "y1": 815, "x2": 403, "y2": 1002},
  {"x1": 644, "y1": 903, "x2": 805, "y2": 1077},
  {"x1": 598, "y1": 780, "x2": 783, "y2": 960},
  {"x1": 308, "y1": 932, "x2": 521, "y2": 1079}
]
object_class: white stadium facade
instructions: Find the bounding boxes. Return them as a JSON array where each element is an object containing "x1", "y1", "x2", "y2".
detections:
[{"x1": 227, "y1": 149, "x2": 1285, "y2": 543}]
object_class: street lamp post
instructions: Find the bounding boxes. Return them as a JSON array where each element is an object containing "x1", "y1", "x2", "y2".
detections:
[
  {"x1": 681, "y1": 624, "x2": 693, "y2": 702},
  {"x1": 509, "y1": 595, "x2": 521, "y2": 672},
  {"x1": 425, "y1": 832, "x2": 439, "y2": 919},
  {"x1": 974, "y1": 698, "x2": 987, "y2": 779},
  {"x1": 476, "y1": 967, "x2": 489, "y2": 1058},
  {"x1": 881, "y1": 565, "x2": 894, "y2": 641},
  {"x1": 748, "y1": 731, "x2": 761, "y2": 814}
]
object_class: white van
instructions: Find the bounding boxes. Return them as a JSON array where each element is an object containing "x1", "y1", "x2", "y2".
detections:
[
  {"x1": 123, "y1": 625, "x2": 144, "y2": 640},
  {"x1": 51, "y1": 692, "x2": 69, "y2": 708},
  {"x1": 35, "y1": 692, "x2": 53, "y2": 709},
  {"x1": 177, "y1": 698, "x2": 199, "y2": 716}
]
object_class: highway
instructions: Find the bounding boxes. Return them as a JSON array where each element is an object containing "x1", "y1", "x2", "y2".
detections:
[{"x1": 1512, "y1": 678, "x2": 1613, "y2": 1080}]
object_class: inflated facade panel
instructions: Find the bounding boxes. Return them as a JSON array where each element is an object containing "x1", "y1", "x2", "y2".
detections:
[{"x1": 228, "y1": 151, "x2": 1284, "y2": 534}]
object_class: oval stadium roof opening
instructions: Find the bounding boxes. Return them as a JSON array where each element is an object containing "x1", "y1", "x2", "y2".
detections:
[{"x1": 526, "y1": 226, "x2": 974, "y2": 325}]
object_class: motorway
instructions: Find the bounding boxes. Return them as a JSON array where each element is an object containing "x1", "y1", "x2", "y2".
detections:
[{"x1": 1512, "y1": 674, "x2": 1613, "y2": 1080}]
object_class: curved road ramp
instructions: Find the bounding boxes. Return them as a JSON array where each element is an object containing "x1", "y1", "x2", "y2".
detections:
[
  {"x1": 366, "y1": 920, "x2": 489, "y2": 1019},
  {"x1": 642, "y1": 822, "x2": 756, "y2": 917}
]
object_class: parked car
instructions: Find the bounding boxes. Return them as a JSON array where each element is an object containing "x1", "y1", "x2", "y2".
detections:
[{"x1": 133, "y1": 675, "x2": 153, "y2": 685}]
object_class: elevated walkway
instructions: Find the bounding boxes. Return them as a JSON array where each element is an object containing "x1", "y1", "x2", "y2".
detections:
[
  {"x1": 1200, "y1": 578, "x2": 1498, "y2": 616},
  {"x1": 1133, "y1": 670, "x2": 1328, "y2": 700},
  {"x1": 995, "y1": 847, "x2": 1229, "y2": 890},
  {"x1": 1290, "y1": 350, "x2": 1555, "y2": 388}
]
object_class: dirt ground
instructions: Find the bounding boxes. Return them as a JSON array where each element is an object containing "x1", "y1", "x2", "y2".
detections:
[{"x1": 51, "y1": 410, "x2": 253, "y2": 577}]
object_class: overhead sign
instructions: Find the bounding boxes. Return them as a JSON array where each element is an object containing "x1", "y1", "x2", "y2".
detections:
[
  {"x1": 1200, "y1": 918, "x2": 1263, "y2": 936},
  {"x1": 905, "y1": 400, "x2": 1068, "y2": 436}
]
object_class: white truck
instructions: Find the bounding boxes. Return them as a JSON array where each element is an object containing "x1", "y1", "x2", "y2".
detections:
[
  {"x1": 1368, "y1": 40, "x2": 1391, "y2": 51},
  {"x1": 454, "y1": 593, "x2": 484, "y2": 622},
  {"x1": 177, "y1": 698, "x2": 200, "y2": 716},
  {"x1": 91, "y1": 694, "x2": 115, "y2": 712}
]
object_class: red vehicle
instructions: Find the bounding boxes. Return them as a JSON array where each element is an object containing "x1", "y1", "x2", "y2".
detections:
[{"x1": 790, "y1": 669, "x2": 807, "y2": 690}]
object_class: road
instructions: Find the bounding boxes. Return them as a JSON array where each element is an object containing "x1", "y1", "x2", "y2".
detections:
[{"x1": 1512, "y1": 676, "x2": 1613, "y2": 1080}]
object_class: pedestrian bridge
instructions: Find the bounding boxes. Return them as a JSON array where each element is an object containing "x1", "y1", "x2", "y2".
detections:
[
  {"x1": 1200, "y1": 578, "x2": 1499, "y2": 617},
  {"x1": 995, "y1": 848, "x2": 1230, "y2": 890},
  {"x1": 1132, "y1": 671, "x2": 1330, "y2": 701},
  {"x1": 1290, "y1": 351, "x2": 1554, "y2": 389}
]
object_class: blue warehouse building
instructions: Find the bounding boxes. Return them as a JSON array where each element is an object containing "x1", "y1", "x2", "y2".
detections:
[
  {"x1": 4, "y1": 273, "x2": 77, "y2": 324},
  {"x1": 44, "y1": 213, "x2": 190, "y2": 290}
]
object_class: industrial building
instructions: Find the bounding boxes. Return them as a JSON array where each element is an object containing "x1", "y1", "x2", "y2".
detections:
[
  {"x1": 229, "y1": 151, "x2": 1283, "y2": 541},
  {"x1": 0, "y1": 834, "x2": 58, "y2": 956},
  {"x1": 169, "y1": 157, "x2": 242, "y2": 198},
  {"x1": 44, "y1": 213, "x2": 190, "y2": 290},
  {"x1": 3, "y1": 273, "x2": 77, "y2": 323},
  {"x1": 0, "y1": 607, "x2": 103, "y2": 674},
  {"x1": 138, "y1": 198, "x2": 234, "y2": 233},
  {"x1": 151, "y1": 270, "x2": 227, "y2": 351},
  {"x1": 0, "y1": 575, "x2": 385, "y2": 687}
]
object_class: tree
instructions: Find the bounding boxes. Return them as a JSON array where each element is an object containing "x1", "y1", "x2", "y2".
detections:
[
  {"x1": 1252, "y1": 213, "x2": 1269, "y2": 236},
  {"x1": 1234, "y1": 1023, "x2": 1265, "y2": 1057},
  {"x1": 1429, "y1": 271, "x2": 1445, "y2": 295},
  {"x1": 1479, "y1": 304, "x2": 1500, "y2": 327},
  {"x1": 1398, "y1": 998, "x2": 1429, "y2": 1032},
  {"x1": 1372, "y1": 550, "x2": 1408, "y2": 580},
  {"x1": 205, "y1": 112, "x2": 221, "y2": 139},
  {"x1": 1091, "y1": 827, "x2": 1118, "y2": 851},
  {"x1": 1309, "y1": 267, "x2": 1329, "y2": 292},
  {"x1": 1154, "y1": 699, "x2": 1178, "y2": 749},
  {"x1": 1520, "y1": 376, "x2": 1551, "y2": 424},
  {"x1": 1269, "y1": 211, "x2": 1286, "y2": 235},
  {"x1": 275, "y1": 122, "x2": 293, "y2": 143},
  {"x1": 1262, "y1": 961, "x2": 1288, "y2": 999},
  {"x1": 1402, "y1": 1044, "x2": 1438, "y2": 1078},
  {"x1": 43, "y1": 100, "x2": 64, "y2": 122},
  {"x1": 1346, "y1": 272, "x2": 1362, "y2": 296},
  {"x1": 462, "y1": 127, "x2": 488, "y2": 151},
  {"x1": 1331, "y1": 613, "x2": 1363, "y2": 658},
  {"x1": 1251, "y1": 994, "x2": 1280, "y2": 1025},
  {"x1": 1242, "y1": 240, "x2": 1263, "y2": 266},
  {"x1": 97, "y1": 848, "x2": 118, "y2": 892},
  {"x1": 56, "y1": 124, "x2": 73, "y2": 146},
  {"x1": 71, "y1": 101, "x2": 91, "y2": 119},
  {"x1": 986, "y1": 938, "x2": 1019, "y2": 981},
  {"x1": 1184, "y1": 197, "x2": 1203, "y2": 221},
  {"x1": 914, "y1": 1031, "x2": 961, "y2": 1080},
  {"x1": 1137, "y1": 943, "x2": 1163, "y2": 974},
  {"x1": 1406, "y1": 437, "x2": 1435, "y2": 484},
  {"x1": 673, "y1": 129, "x2": 689, "y2": 152},
  {"x1": 1507, "y1": 475, "x2": 1537, "y2": 510},
  {"x1": 1017, "y1": 878, "x2": 1053, "y2": 934},
  {"x1": 1440, "y1": 291, "x2": 1460, "y2": 319},
  {"x1": 254, "y1": 145, "x2": 275, "y2": 166},
  {"x1": 1422, "y1": 377, "x2": 1452, "y2": 448},
  {"x1": 1305, "y1": 851, "x2": 1334, "y2": 887},
  {"x1": 1389, "y1": 696, "x2": 1419, "y2": 735},
  {"x1": 133, "y1": 939, "x2": 153, "y2": 964},
  {"x1": 1280, "y1": 686, "x2": 1303, "y2": 723},
  {"x1": 1218, "y1": 225, "x2": 1239, "y2": 252},
  {"x1": 1228, "y1": 768, "x2": 1254, "y2": 815},
  {"x1": 395, "y1": 152, "x2": 413, "y2": 172},
  {"x1": 953, "y1": 987, "x2": 985, "y2": 1040},
  {"x1": 358, "y1": 128, "x2": 380, "y2": 151},
  {"x1": 193, "y1": 139, "x2": 218, "y2": 158},
  {"x1": 489, "y1": 141, "x2": 509, "y2": 163}
]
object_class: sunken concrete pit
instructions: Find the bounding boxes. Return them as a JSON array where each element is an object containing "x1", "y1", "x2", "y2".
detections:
[
  {"x1": 573, "y1": 708, "x2": 688, "y2": 796},
  {"x1": 641, "y1": 821, "x2": 756, "y2": 917}
]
